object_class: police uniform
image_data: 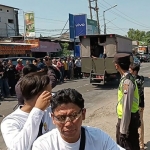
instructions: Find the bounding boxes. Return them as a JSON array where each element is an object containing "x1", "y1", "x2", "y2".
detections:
[{"x1": 114, "y1": 53, "x2": 141, "y2": 150}]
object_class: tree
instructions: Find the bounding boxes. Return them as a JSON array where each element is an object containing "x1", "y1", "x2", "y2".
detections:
[
  {"x1": 59, "y1": 43, "x2": 71, "y2": 57},
  {"x1": 127, "y1": 28, "x2": 150, "y2": 45},
  {"x1": 145, "y1": 31, "x2": 150, "y2": 45},
  {"x1": 127, "y1": 28, "x2": 145, "y2": 41}
]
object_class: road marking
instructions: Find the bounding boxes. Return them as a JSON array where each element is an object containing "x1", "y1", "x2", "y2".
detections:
[{"x1": 76, "y1": 84, "x2": 89, "y2": 89}]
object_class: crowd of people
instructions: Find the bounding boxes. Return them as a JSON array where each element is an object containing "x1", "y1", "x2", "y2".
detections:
[
  {"x1": 0, "y1": 56, "x2": 82, "y2": 101},
  {"x1": 0, "y1": 53, "x2": 146, "y2": 150}
]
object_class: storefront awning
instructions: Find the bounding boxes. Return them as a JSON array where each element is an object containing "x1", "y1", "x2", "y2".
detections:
[{"x1": 31, "y1": 41, "x2": 62, "y2": 53}]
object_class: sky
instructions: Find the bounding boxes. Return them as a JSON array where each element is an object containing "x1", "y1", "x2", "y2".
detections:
[{"x1": 1, "y1": 0, "x2": 150, "y2": 37}]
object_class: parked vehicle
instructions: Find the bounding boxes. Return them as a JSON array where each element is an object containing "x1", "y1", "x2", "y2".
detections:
[
  {"x1": 79, "y1": 34, "x2": 133, "y2": 85},
  {"x1": 137, "y1": 54, "x2": 150, "y2": 62},
  {"x1": 2, "y1": 57, "x2": 36, "y2": 65}
]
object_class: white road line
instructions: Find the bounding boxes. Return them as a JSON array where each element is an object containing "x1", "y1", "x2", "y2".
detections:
[{"x1": 76, "y1": 84, "x2": 89, "y2": 89}]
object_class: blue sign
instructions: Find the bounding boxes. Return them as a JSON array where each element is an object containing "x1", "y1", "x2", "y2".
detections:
[
  {"x1": 75, "y1": 45, "x2": 80, "y2": 57},
  {"x1": 69, "y1": 14, "x2": 75, "y2": 41},
  {"x1": 74, "y1": 14, "x2": 87, "y2": 37}
]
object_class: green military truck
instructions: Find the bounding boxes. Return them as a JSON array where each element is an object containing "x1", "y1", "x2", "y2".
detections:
[{"x1": 79, "y1": 34, "x2": 133, "y2": 85}]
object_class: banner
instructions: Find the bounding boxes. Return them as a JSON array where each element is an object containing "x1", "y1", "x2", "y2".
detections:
[
  {"x1": 25, "y1": 12, "x2": 35, "y2": 37},
  {"x1": 74, "y1": 14, "x2": 87, "y2": 38},
  {"x1": 87, "y1": 19, "x2": 98, "y2": 35}
]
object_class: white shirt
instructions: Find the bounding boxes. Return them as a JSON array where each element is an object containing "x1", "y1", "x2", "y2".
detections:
[
  {"x1": 75, "y1": 59, "x2": 81, "y2": 67},
  {"x1": 32, "y1": 126, "x2": 125, "y2": 150},
  {"x1": 1, "y1": 107, "x2": 55, "y2": 150}
]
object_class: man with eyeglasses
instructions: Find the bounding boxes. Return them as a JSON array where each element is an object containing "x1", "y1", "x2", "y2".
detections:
[{"x1": 32, "y1": 88, "x2": 124, "y2": 150}]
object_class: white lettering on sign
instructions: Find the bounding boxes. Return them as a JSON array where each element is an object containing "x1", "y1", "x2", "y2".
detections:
[{"x1": 76, "y1": 23, "x2": 85, "y2": 27}]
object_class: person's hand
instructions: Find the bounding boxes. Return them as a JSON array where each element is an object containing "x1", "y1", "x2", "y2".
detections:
[{"x1": 35, "y1": 91, "x2": 51, "y2": 111}]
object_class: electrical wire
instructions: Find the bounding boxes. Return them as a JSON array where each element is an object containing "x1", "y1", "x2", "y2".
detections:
[{"x1": 98, "y1": 2, "x2": 150, "y2": 28}]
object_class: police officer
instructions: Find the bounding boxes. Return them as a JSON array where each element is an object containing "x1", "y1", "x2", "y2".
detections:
[
  {"x1": 114, "y1": 53, "x2": 140, "y2": 150},
  {"x1": 129, "y1": 64, "x2": 145, "y2": 150}
]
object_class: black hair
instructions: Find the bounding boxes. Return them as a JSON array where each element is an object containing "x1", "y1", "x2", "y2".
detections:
[
  {"x1": 51, "y1": 88, "x2": 84, "y2": 112},
  {"x1": 130, "y1": 64, "x2": 140, "y2": 73},
  {"x1": 20, "y1": 71, "x2": 50, "y2": 100},
  {"x1": 118, "y1": 62, "x2": 130, "y2": 71},
  {"x1": 22, "y1": 64, "x2": 37, "y2": 76}
]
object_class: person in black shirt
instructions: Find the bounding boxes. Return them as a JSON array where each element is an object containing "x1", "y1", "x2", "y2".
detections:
[
  {"x1": 91, "y1": 42, "x2": 104, "y2": 58},
  {"x1": 0, "y1": 61, "x2": 10, "y2": 98},
  {"x1": 129, "y1": 64, "x2": 145, "y2": 150},
  {"x1": 7, "y1": 60, "x2": 19, "y2": 96}
]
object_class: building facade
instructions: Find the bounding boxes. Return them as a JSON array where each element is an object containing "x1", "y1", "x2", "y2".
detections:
[{"x1": 0, "y1": 4, "x2": 19, "y2": 38}]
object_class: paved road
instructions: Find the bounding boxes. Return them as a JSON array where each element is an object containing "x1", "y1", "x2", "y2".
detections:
[{"x1": 0, "y1": 63, "x2": 150, "y2": 149}]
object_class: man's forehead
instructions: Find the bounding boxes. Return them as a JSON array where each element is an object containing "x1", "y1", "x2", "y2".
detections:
[{"x1": 53, "y1": 103, "x2": 80, "y2": 113}]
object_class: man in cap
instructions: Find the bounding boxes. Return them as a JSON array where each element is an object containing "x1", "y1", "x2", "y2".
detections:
[
  {"x1": 114, "y1": 53, "x2": 140, "y2": 150},
  {"x1": 16, "y1": 58, "x2": 24, "y2": 72}
]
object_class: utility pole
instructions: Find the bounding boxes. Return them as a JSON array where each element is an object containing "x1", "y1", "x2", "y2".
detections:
[
  {"x1": 88, "y1": 0, "x2": 100, "y2": 34},
  {"x1": 95, "y1": 0, "x2": 100, "y2": 34},
  {"x1": 88, "y1": 0, "x2": 93, "y2": 20},
  {"x1": 103, "y1": 11, "x2": 106, "y2": 34}
]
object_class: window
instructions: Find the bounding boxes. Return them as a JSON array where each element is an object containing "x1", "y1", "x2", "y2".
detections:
[
  {"x1": 0, "y1": 8, "x2": 2, "y2": 11},
  {"x1": 7, "y1": 10, "x2": 9, "y2": 12},
  {"x1": 8, "y1": 19, "x2": 14, "y2": 24}
]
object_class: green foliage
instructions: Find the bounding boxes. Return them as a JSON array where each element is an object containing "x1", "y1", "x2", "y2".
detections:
[
  {"x1": 127, "y1": 28, "x2": 150, "y2": 45},
  {"x1": 59, "y1": 43, "x2": 71, "y2": 57}
]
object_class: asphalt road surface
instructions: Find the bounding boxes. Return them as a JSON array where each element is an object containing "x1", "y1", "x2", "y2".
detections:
[{"x1": 0, "y1": 63, "x2": 150, "y2": 149}]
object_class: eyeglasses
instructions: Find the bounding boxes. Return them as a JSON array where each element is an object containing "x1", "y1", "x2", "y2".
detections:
[{"x1": 53, "y1": 109, "x2": 83, "y2": 124}]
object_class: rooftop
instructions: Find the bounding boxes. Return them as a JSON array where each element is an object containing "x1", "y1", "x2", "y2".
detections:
[{"x1": 0, "y1": 4, "x2": 19, "y2": 10}]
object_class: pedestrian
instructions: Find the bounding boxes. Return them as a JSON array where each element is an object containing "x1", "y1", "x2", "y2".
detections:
[
  {"x1": 129, "y1": 64, "x2": 145, "y2": 150},
  {"x1": 7, "y1": 60, "x2": 18, "y2": 96},
  {"x1": 32, "y1": 88, "x2": 124, "y2": 150},
  {"x1": 114, "y1": 53, "x2": 141, "y2": 150},
  {"x1": 16, "y1": 59, "x2": 24, "y2": 73},
  {"x1": 75, "y1": 57, "x2": 82, "y2": 79},
  {"x1": 0, "y1": 61, "x2": 10, "y2": 98},
  {"x1": 15, "y1": 64, "x2": 38, "y2": 106},
  {"x1": 43, "y1": 56, "x2": 59, "y2": 87},
  {"x1": 1, "y1": 71, "x2": 56, "y2": 150}
]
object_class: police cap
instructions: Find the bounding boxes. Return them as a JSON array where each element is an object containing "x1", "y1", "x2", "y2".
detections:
[{"x1": 114, "y1": 53, "x2": 130, "y2": 64}]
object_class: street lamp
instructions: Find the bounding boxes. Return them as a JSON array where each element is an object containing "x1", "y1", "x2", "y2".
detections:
[{"x1": 103, "y1": 4, "x2": 117, "y2": 34}]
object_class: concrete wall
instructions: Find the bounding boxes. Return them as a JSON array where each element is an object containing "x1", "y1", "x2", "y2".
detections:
[{"x1": 0, "y1": 5, "x2": 18, "y2": 37}]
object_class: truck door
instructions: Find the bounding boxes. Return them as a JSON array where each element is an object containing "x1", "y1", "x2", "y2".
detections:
[
  {"x1": 80, "y1": 37, "x2": 92, "y2": 73},
  {"x1": 80, "y1": 37, "x2": 91, "y2": 57}
]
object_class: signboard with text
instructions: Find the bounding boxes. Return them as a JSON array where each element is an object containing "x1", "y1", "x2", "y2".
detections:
[
  {"x1": 69, "y1": 14, "x2": 98, "y2": 40},
  {"x1": 86, "y1": 19, "x2": 98, "y2": 35}
]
